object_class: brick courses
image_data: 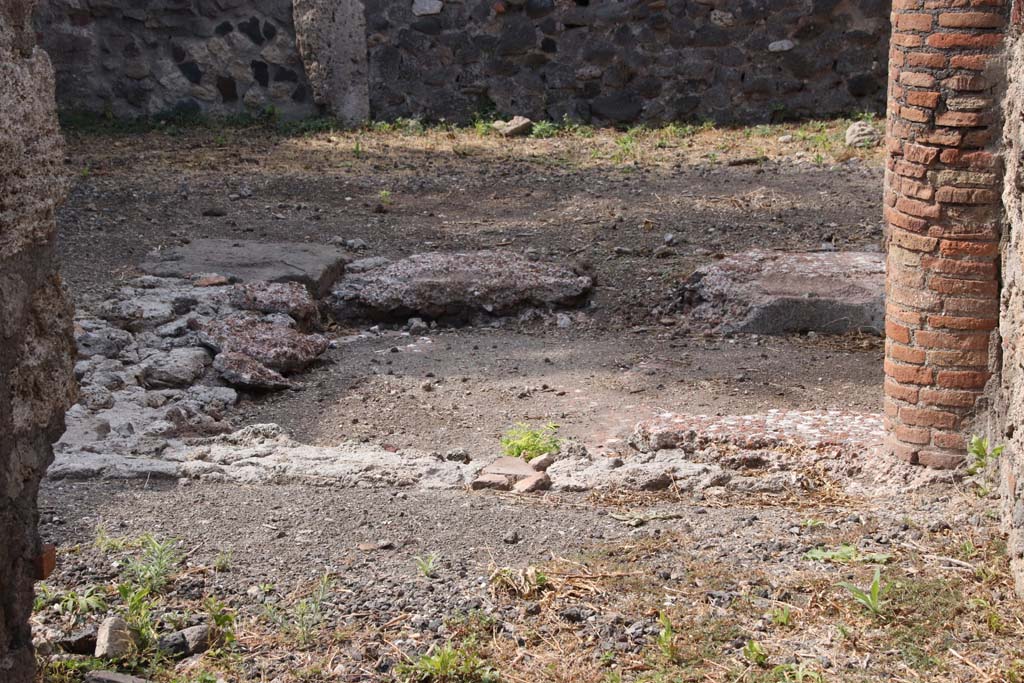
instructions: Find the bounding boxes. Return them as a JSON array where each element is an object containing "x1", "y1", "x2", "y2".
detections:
[{"x1": 883, "y1": 0, "x2": 1007, "y2": 467}]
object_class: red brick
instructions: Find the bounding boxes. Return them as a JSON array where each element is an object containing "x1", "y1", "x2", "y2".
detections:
[
  {"x1": 893, "y1": 160, "x2": 930, "y2": 180},
  {"x1": 926, "y1": 32, "x2": 1004, "y2": 49},
  {"x1": 962, "y1": 129, "x2": 995, "y2": 147},
  {"x1": 897, "y1": 12, "x2": 935, "y2": 29},
  {"x1": 900, "y1": 405, "x2": 959, "y2": 428},
  {"x1": 896, "y1": 196, "x2": 942, "y2": 218},
  {"x1": 896, "y1": 424, "x2": 933, "y2": 444},
  {"x1": 900, "y1": 106, "x2": 932, "y2": 123},
  {"x1": 928, "y1": 276, "x2": 999, "y2": 296},
  {"x1": 892, "y1": 267, "x2": 927, "y2": 288},
  {"x1": 885, "y1": 358, "x2": 935, "y2": 384},
  {"x1": 938, "y1": 11, "x2": 1004, "y2": 26},
  {"x1": 935, "y1": 111, "x2": 990, "y2": 127},
  {"x1": 950, "y1": 54, "x2": 990, "y2": 70},
  {"x1": 886, "y1": 205, "x2": 930, "y2": 232},
  {"x1": 889, "y1": 284, "x2": 944, "y2": 311},
  {"x1": 891, "y1": 229, "x2": 938, "y2": 252},
  {"x1": 916, "y1": 129, "x2": 964, "y2": 146},
  {"x1": 893, "y1": 32, "x2": 925, "y2": 47},
  {"x1": 888, "y1": 303, "x2": 925, "y2": 326},
  {"x1": 920, "y1": 387, "x2": 979, "y2": 407},
  {"x1": 906, "y1": 90, "x2": 942, "y2": 108},
  {"x1": 942, "y1": 296, "x2": 1000, "y2": 316},
  {"x1": 884, "y1": 396, "x2": 901, "y2": 418},
  {"x1": 886, "y1": 434, "x2": 921, "y2": 463},
  {"x1": 900, "y1": 177, "x2": 935, "y2": 200},
  {"x1": 906, "y1": 52, "x2": 947, "y2": 68},
  {"x1": 886, "y1": 377, "x2": 922, "y2": 403},
  {"x1": 904, "y1": 143, "x2": 941, "y2": 164},
  {"x1": 929, "y1": 223, "x2": 1001, "y2": 239},
  {"x1": 900, "y1": 71, "x2": 937, "y2": 87},
  {"x1": 936, "y1": 369, "x2": 991, "y2": 388},
  {"x1": 915, "y1": 329, "x2": 989, "y2": 350},
  {"x1": 926, "y1": 314, "x2": 997, "y2": 329},
  {"x1": 938, "y1": 149, "x2": 1000, "y2": 168},
  {"x1": 927, "y1": 349, "x2": 989, "y2": 366},
  {"x1": 893, "y1": 342, "x2": 929, "y2": 363},
  {"x1": 921, "y1": 256, "x2": 997, "y2": 278},
  {"x1": 938, "y1": 239, "x2": 1000, "y2": 257},
  {"x1": 941, "y1": 75, "x2": 990, "y2": 91},
  {"x1": 935, "y1": 187, "x2": 999, "y2": 204},
  {"x1": 886, "y1": 320, "x2": 913, "y2": 343},
  {"x1": 917, "y1": 449, "x2": 965, "y2": 469},
  {"x1": 893, "y1": 0, "x2": 923, "y2": 7}
]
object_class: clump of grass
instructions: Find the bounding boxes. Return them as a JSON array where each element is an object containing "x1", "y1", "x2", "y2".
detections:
[
  {"x1": 839, "y1": 567, "x2": 888, "y2": 617},
  {"x1": 415, "y1": 554, "x2": 439, "y2": 579},
  {"x1": 488, "y1": 565, "x2": 549, "y2": 599},
  {"x1": 398, "y1": 642, "x2": 499, "y2": 683},
  {"x1": 656, "y1": 611, "x2": 679, "y2": 662},
  {"x1": 500, "y1": 422, "x2": 560, "y2": 461},
  {"x1": 742, "y1": 639, "x2": 768, "y2": 667},
  {"x1": 530, "y1": 120, "x2": 559, "y2": 139},
  {"x1": 803, "y1": 544, "x2": 892, "y2": 565},
  {"x1": 213, "y1": 550, "x2": 233, "y2": 573},
  {"x1": 123, "y1": 534, "x2": 181, "y2": 593},
  {"x1": 263, "y1": 574, "x2": 334, "y2": 648}
]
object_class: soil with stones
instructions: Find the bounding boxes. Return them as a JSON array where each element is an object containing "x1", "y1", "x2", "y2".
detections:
[{"x1": 35, "y1": 122, "x2": 1024, "y2": 683}]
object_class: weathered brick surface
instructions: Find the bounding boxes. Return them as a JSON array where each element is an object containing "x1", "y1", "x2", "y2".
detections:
[{"x1": 882, "y1": 0, "x2": 1006, "y2": 468}]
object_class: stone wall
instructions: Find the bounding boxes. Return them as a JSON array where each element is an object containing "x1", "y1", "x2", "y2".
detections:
[
  {"x1": 881, "y1": 0, "x2": 1006, "y2": 470},
  {"x1": 997, "y1": 21, "x2": 1024, "y2": 596},
  {"x1": 34, "y1": 0, "x2": 891, "y2": 124},
  {"x1": 364, "y1": 0, "x2": 890, "y2": 124},
  {"x1": 34, "y1": 0, "x2": 317, "y2": 120},
  {"x1": 0, "y1": 1, "x2": 77, "y2": 680}
]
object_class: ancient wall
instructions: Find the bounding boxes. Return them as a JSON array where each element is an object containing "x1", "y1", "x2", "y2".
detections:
[
  {"x1": 364, "y1": 0, "x2": 890, "y2": 124},
  {"x1": 33, "y1": 0, "x2": 317, "y2": 120},
  {"x1": 998, "y1": 22, "x2": 1024, "y2": 596},
  {"x1": 0, "y1": 1, "x2": 77, "y2": 680},
  {"x1": 34, "y1": 0, "x2": 891, "y2": 124}
]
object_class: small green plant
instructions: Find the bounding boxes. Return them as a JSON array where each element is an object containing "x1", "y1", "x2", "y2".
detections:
[
  {"x1": 803, "y1": 544, "x2": 891, "y2": 565},
  {"x1": 967, "y1": 434, "x2": 1004, "y2": 475},
  {"x1": 353, "y1": 139, "x2": 364, "y2": 158},
  {"x1": 123, "y1": 534, "x2": 181, "y2": 593},
  {"x1": 770, "y1": 605, "x2": 793, "y2": 627},
  {"x1": 771, "y1": 662, "x2": 824, "y2": 682},
  {"x1": 204, "y1": 596, "x2": 237, "y2": 649},
  {"x1": 263, "y1": 574, "x2": 333, "y2": 648},
  {"x1": 56, "y1": 586, "x2": 108, "y2": 619},
  {"x1": 415, "y1": 554, "x2": 439, "y2": 578},
  {"x1": 801, "y1": 518, "x2": 825, "y2": 529},
  {"x1": 34, "y1": 583, "x2": 56, "y2": 612},
  {"x1": 530, "y1": 120, "x2": 559, "y2": 139},
  {"x1": 118, "y1": 582, "x2": 156, "y2": 648},
  {"x1": 500, "y1": 422, "x2": 560, "y2": 461},
  {"x1": 656, "y1": 611, "x2": 678, "y2": 661},
  {"x1": 398, "y1": 642, "x2": 499, "y2": 683},
  {"x1": 213, "y1": 551, "x2": 233, "y2": 573},
  {"x1": 94, "y1": 524, "x2": 128, "y2": 552},
  {"x1": 488, "y1": 565, "x2": 548, "y2": 599},
  {"x1": 378, "y1": 189, "x2": 393, "y2": 204},
  {"x1": 838, "y1": 567, "x2": 888, "y2": 616},
  {"x1": 743, "y1": 639, "x2": 769, "y2": 667}
]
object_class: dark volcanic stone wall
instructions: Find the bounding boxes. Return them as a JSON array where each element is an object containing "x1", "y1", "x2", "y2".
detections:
[
  {"x1": 34, "y1": 0, "x2": 317, "y2": 119},
  {"x1": 1, "y1": 0, "x2": 76, "y2": 680},
  {"x1": 365, "y1": 0, "x2": 891, "y2": 124}
]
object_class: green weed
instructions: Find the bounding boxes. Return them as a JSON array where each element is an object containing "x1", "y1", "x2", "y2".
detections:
[
  {"x1": 967, "y1": 435, "x2": 1004, "y2": 475},
  {"x1": 398, "y1": 642, "x2": 499, "y2": 683},
  {"x1": 500, "y1": 422, "x2": 560, "y2": 461},
  {"x1": 839, "y1": 567, "x2": 888, "y2": 616}
]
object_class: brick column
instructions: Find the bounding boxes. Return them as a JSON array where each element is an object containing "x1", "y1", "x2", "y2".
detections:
[{"x1": 883, "y1": 0, "x2": 1007, "y2": 468}]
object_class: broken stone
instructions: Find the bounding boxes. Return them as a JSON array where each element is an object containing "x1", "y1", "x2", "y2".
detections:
[
  {"x1": 328, "y1": 251, "x2": 592, "y2": 321},
  {"x1": 142, "y1": 348, "x2": 211, "y2": 388},
  {"x1": 673, "y1": 250, "x2": 884, "y2": 335},
  {"x1": 513, "y1": 471, "x2": 551, "y2": 492},
  {"x1": 412, "y1": 0, "x2": 443, "y2": 15},
  {"x1": 470, "y1": 472, "x2": 512, "y2": 490},
  {"x1": 213, "y1": 352, "x2": 294, "y2": 391},
  {"x1": 530, "y1": 453, "x2": 556, "y2": 471},
  {"x1": 492, "y1": 116, "x2": 534, "y2": 137},
  {"x1": 76, "y1": 323, "x2": 134, "y2": 359},
  {"x1": 227, "y1": 281, "x2": 320, "y2": 331},
  {"x1": 157, "y1": 624, "x2": 209, "y2": 658},
  {"x1": 95, "y1": 616, "x2": 135, "y2": 658},
  {"x1": 59, "y1": 625, "x2": 98, "y2": 655},
  {"x1": 195, "y1": 313, "x2": 329, "y2": 373},
  {"x1": 85, "y1": 673, "x2": 151, "y2": 683},
  {"x1": 845, "y1": 121, "x2": 882, "y2": 148},
  {"x1": 140, "y1": 239, "x2": 349, "y2": 297}
]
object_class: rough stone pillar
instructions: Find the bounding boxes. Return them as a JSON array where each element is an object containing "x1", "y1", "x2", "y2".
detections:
[
  {"x1": 883, "y1": 0, "x2": 1008, "y2": 468},
  {"x1": 293, "y1": 0, "x2": 370, "y2": 124},
  {"x1": 0, "y1": 1, "x2": 76, "y2": 680}
]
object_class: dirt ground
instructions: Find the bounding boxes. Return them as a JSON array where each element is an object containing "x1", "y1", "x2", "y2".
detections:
[{"x1": 35, "y1": 120, "x2": 1024, "y2": 683}]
